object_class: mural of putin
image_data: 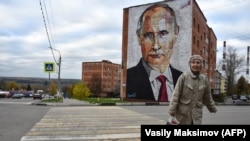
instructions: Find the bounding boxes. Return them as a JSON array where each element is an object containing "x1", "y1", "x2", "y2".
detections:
[{"x1": 126, "y1": 4, "x2": 182, "y2": 102}]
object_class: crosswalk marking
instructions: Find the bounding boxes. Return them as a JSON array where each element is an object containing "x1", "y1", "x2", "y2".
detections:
[{"x1": 21, "y1": 106, "x2": 166, "y2": 141}]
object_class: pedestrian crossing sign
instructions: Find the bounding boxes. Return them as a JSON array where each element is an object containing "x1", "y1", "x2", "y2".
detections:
[{"x1": 44, "y1": 62, "x2": 55, "y2": 73}]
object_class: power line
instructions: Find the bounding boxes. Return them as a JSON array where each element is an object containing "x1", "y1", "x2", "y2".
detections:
[
  {"x1": 199, "y1": 0, "x2": 247, "y2": 11},
  {"x1": 39, "y1": 0, "x2": 52, "y2": 48},
  {"x1": 42, "y1": 0, "x2": 55, "y2": 47},
  {"x1": 212, "y1": 25, "x2": 250, "y2": 41},
  {"x1": 48, "y1": 0, "x2": 57, "y2": 48},
  {"x1": 39, "y1": 0, "x2": 59, "y2": 65}
]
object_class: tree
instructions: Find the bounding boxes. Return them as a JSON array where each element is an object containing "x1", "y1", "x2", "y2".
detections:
[
  {"x1": 26, "y1": 83, "x2": 32, "y2": 91},
  {"x1": 0, "y1": 79, "x2": 6, "y2": 90},
  {"x1": 49, "y1": 82, "x2": 57, "y2": 96},
  {"x1": 67, "y1": 84, "x2": 75, "y2": 98},
  {"x1": 62, "y1": 85, "x2": 71, "y2": 98},
  {"x1": 247, "y1": 83, "x2": 250, "y2": 96},
  {"x1": 236, "y1": 76, "x2": 248, "y2": 95},
  {"x1": 219, "y1": 46, "x2": 244, "y2": 95},
  {"x1": 72, "y1": 82, "x2": 90, "y2": 100},
  {"x1": 6, "y1": 81, "x2": 18, "y2": 90}
]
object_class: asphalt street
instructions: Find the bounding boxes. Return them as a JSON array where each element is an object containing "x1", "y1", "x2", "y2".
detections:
[{"x1": 1, "y1": 98, "x2": 250, "y2": 141}]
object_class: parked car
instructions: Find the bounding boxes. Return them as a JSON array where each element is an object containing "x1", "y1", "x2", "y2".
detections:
[
  {"x1": 232, "y1": 95, "x2": 238, "y2": 100},
  {"x1": 246, "y1": 95, "x2": 250, "y2": 100},
  {"x1": 24, "y1": 93, "x2": 33, "y2": 98},
  {"x1": 235, "y1": 96, "x2": 248, "y2": 105},
  {"x1": 33, "y1": 93, "x2": 42, "y2": 100},
  {"x1": 12, "y1": 93, "x2": 24, "y2": 99},
  {"x1": 240, "y1": 95, "x2": 247, "y2": 102}
]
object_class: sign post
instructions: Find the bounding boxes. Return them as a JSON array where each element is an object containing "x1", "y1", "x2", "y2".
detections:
[{"x1": 44, "y1": 62, "x2": 55, "y2": 96}]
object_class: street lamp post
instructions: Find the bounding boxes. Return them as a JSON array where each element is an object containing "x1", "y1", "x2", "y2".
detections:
[{"x1": 49, "y1": 47, "x2": 62, "y2": 98}]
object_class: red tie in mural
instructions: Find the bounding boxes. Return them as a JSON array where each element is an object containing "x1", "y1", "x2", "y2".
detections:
[{"x1": 157, "y1": 75, "x2": 168, "y2": 102}]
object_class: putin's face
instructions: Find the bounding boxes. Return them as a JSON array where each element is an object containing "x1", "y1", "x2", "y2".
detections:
[{"x1": 137, "y1": 6, "x2": 178, "y2": 69}]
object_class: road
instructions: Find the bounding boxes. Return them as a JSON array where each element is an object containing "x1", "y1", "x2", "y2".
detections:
[
  {"x1": 0, "y1": 98, "x2": 250, "y2": 141},
  {"x1": 0, "y1": 98, "x2": 50, "y2": 141}
]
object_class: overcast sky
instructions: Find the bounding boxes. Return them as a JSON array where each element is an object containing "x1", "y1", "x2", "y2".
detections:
[{"x1": 0, "y1": 0, "x2": 249, "y2": 79}]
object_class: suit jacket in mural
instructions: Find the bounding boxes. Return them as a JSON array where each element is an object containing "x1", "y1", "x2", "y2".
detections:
[{"x1": 126, "y1": 58, "x2": 182, "y2": 101}]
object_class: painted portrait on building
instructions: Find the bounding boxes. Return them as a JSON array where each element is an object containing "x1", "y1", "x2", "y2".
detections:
[{"x1": 122, "y1": 0, "x2": 192, "y2": 102}]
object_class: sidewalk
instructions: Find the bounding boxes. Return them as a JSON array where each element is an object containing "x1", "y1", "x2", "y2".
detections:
[
  {"x1": 32, "y1": 98, "x2": 170, "y2": 106},
  {"x1": 32, "y1": 98, "x2": 97, "y2": 106},
  {"x1": 32, "y1": 97, "x2": 250, "y2": 106}
]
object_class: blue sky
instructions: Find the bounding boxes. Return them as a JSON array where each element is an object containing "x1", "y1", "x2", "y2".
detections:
[{"x1": 0, "y1": 0, "x2": 249, "y2": 79}]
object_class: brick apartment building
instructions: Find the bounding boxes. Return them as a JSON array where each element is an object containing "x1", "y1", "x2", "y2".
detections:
[
  {"x1": 191, "y1": 0, "x2": 217, "y2": 93},
  {"x1": 82, "y1": 60, "x2": 121, "y2": 97},
  {"x1": 121, "y1": 0, "x2": 217, "y2": 100}
]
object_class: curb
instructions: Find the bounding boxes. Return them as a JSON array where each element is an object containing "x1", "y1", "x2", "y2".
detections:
[
  {"x1": 31, "y1": 102, "x2": 250, "y2": 106},
  {"x1": 31, "y1": 102, "x2": 169, "y2": 106}
]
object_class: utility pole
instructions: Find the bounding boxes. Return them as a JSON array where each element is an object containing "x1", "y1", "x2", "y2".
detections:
[
  {"x1": 247, "y1": 46, "x2": 249, "y2": 75},
  {"x1": 58, "y1": 54, "x2": 61, "y2": 98},
  {"x1": 49, "y1": 47, "x2": 62, "y2": 99}
]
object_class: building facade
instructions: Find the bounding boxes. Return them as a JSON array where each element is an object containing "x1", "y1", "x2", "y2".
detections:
[
  {"x1": 220, "y1": 76, "x2": 227, "y2": 94},
  {"x1": 214, "y1": 70, "x2": 222, "y2": 95},
  {"x1": 191, "y1": 0, "x2": 217, "y2": 94},
  {"x1": 121, "y1": 0, "x2": 217, "y2": 100},
  {"x1": 82, "y1": 60, "x2": 121, "y2": 97}
]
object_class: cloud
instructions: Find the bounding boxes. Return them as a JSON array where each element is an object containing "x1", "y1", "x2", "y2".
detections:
[
  {"x1": 197, "y1": 0, "x2": 250, "y2": 71},
  {"x1": 0, "y1": 0, "x2": 249, "y2": 79}
]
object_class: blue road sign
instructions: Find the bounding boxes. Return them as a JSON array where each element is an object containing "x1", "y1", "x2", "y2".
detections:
[{"x1": 44, "y1": 62, "x2": 55, "y2": 73}]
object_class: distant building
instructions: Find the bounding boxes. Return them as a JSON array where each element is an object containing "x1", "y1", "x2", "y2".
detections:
[
  {"x1": 214, "y1": 70, "x2": 222, "y2": 95},
  {"x1": 121, "y1": 0, "x2": 217, "y2": 100},
  {"x1": 82, "y1": 60, "x2": 121, "y2": 97},
  {"x1": 220, "y1": 76, "x2": 227, "y2": 94}
]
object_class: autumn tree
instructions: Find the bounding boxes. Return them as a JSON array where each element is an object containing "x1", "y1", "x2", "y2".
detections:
[
  {"x1": 61, "y1": 85, "x2": 73, "y2": 98},
  {"x1": 67, "y1": 84, "x2": 75, "y2": 98},
  {"x1": 6, "y1": 81, "x2": 18, "y2": 90},
  {"x1": 219, "y1": 46, "x2": 244, "y2": 95},
  {"x1": 49, "y1": 81, "x2": 57, "y2": 96},
  {"x1": 19, "y1": 84, "x2": 26, "y2": 91},
  {"x1": 72, "y1": 82, "x2": 90, "y2": 100}
]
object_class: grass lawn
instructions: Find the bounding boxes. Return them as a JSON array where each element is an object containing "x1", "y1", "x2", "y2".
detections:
[
  {"x1": 84, "y1": 98, "x2": 122, "y2": 104},
  {"x1": 42, "y1": 97, "x2": 63, "y2": 103}
]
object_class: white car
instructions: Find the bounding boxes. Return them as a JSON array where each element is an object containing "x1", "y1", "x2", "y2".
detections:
[
  {"x1": 240, "y1": 95, "x2": 247, "y2": 102},
  {"x1": 12, "y1": 93, "x2": 23, "y2": 99}
]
